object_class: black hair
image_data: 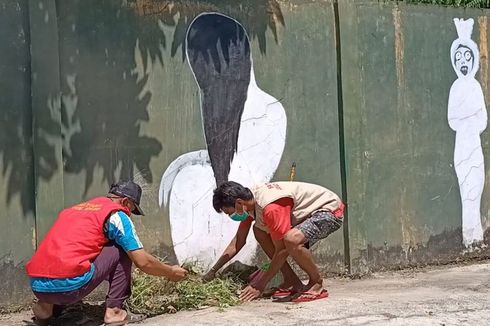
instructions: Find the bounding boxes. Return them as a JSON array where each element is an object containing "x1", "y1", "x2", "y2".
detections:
[{"x1": 212, "y1": 181, "x2": 253, "y2": 213}]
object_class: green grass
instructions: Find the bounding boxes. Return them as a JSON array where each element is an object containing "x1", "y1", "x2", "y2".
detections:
[{"x1": 127, "y1": 268, "x2": 241, "y2": 316}]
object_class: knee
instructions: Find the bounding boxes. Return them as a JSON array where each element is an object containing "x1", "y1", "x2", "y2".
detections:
[
  {"x1": 283, "y1": 229, "x2": 305, "y2": 251},
  {"x1": 32, "y1": 302, "x2": 53, "y2": 319}
]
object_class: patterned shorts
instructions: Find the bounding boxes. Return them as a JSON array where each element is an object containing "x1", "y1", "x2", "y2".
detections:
[{"x1": 295, "y1": 210, "x2": 343, "y2": 248}]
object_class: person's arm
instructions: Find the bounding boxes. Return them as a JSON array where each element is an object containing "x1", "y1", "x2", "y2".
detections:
[
  {"x1": 254, "y1": 240, "x2": 288, "y2": 288},
  {"x1": 203, "y1": 219, "x2": 252, "y2": 281},
  {"x1": 240, "y1": 198, "x2": 293, "y2": 301},
  {"x1": 105, "y1": 211, "x2": 187, "y2": 281},
  {"x1": 240, "y1": 239, "x2": 288, "y2": 302},
  {"x1": 127, "y1": 249, "x2": 187, "y2": 281}
]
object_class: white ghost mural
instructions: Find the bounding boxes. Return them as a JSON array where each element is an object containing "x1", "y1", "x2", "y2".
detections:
[
  {"x1": 448, "y1": 18, "x2": 488, "y2": 247},
  {"x1": 159, "y1": 13, "x2": 287, "y2": 267}
]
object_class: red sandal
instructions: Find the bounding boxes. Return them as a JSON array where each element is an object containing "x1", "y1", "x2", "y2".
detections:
[
  {"x1": 291, "y1": 289, "x2": 329, "y2": 303},
  {"x1": 271, "y1": 288, "x2": 296, "y2": 299}
]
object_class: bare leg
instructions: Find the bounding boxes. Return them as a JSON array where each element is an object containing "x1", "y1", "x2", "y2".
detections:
[
  {"x1": 284, "y1": 228, "x2": 322, "y2": 294},
  {"x1": 32, "y1": 302, "x2": 53, "y2": 320},
  {"x1": 253, "y1": 226, "x2": 302, "y2": 290}
]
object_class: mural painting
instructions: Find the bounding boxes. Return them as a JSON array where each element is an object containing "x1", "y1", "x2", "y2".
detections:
[
  {"x1": 448, "y1": 18, "x2": 488, "y2": 247},
  {"x1": 159, "y1": 13, "x2": 287, "y2": 267}
]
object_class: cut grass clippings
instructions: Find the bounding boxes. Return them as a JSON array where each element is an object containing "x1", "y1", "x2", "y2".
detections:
[{"x1": 127, "y1": 268, "x2": 241, "y2": 316}]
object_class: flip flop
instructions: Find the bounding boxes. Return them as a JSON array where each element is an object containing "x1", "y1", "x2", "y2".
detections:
[
  {"x1": 271, "y1": 288, "x2": 296, "y2": 299},
  {"x1": 104, "y1": 312, "x2": 146, "y2": 326},
  {"x1": 291, "y1": 289, "x2": 329, "y2": 303},
  {"x1": 271, "y1": 288, "x2": 301, "y2": 303}
]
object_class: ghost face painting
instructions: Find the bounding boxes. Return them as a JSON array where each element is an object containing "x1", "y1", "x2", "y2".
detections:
[
  {"x1": 454, "y1": 45, "x2": 474, "y2": 76},
  {"x1": 448, "y1": 18, "x2": 488, "y2": 247}
]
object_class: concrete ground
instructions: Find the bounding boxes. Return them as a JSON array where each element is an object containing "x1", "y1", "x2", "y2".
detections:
[{"x1": 2, "y1": 261, "x2": 489, "y2": 326}]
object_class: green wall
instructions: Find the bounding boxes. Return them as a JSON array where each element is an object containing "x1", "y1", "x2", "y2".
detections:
[
  {"x1": 340, "y1": 1, "x2": 490, "y2": 273},
  {"x1": 0, "y1": 0, "x2": 36, "y2": 308}
]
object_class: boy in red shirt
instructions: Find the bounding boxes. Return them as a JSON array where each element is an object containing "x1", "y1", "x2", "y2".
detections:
[{"x1": 204, "y1": 181, "x2": 344, "y2": 302}]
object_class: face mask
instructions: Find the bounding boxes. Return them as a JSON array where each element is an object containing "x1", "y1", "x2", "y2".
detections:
[{"x1": 230, "y1": 205, "x2": 249, "y2": 222}]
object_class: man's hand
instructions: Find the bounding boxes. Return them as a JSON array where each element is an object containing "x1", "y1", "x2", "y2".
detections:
[
  {"x1": 168, "y1": 265, "x2": 188, "y2": 281},
  {"x1": 239, "y1": 285, "x2": 262, "y2": 302},
  {"x1": 202, "y1": 270, "x2": 216, "y2": 283}
]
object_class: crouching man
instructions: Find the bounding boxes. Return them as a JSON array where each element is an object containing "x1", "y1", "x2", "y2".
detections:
[
  {"x1": 205, "y1": 181, "x2": 344, "y2": 302},
  {"x1": 26, "y1": 180, "x2": 188, "y2": 325}
]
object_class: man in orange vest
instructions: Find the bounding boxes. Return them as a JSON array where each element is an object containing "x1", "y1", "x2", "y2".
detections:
[
  {"x1": 26, "y1": 180, "x2": 188, "y2": 325},
  {"x1": 205, "y1": 181, "x2": 344, "y2": 303}
]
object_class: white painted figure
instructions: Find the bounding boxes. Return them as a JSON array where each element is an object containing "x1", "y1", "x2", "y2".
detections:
[
  {"x1": 448, "y1": 18, "x2": 487, "y2": 247},
  {"x1": 159, "y1": 13, "x2": 287, "y2": 267}
]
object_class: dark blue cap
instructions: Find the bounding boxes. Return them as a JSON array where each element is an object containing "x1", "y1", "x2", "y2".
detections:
[{"x1": 109, "y1": 180, "x2": 144, "y2": 215}]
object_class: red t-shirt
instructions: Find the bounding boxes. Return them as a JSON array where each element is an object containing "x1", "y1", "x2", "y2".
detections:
[
  {"x1": 262, "y1": 197, "x2": 294, "y2": 241},
  {"x1": 238, "y1": 198, "x2": 294, "y2": 240},
  {"x1": 241, "y1": 197, "x2": 344, "y2": 240}
]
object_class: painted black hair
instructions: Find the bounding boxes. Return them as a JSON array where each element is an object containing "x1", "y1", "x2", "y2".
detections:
[{"x1": 187, "y1": 13, "x2": 251, "y2": 187}]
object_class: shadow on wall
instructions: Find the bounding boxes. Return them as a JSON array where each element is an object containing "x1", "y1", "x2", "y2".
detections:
[
  {"x1": 125, "y1": 0, "x2": 285, "y2": 59},
  {"x1": 58, "y1": 0, "x2": 284, "y2": 196},
  {"x1": 0, "y1": 1, "x2": 58, "y2": 216},
  {"x1": 0, "y1": 0, "x2": 283, "y2": 213},
  {"x1": 57, "y1": 0, "x2": 165, "y2": 195}
]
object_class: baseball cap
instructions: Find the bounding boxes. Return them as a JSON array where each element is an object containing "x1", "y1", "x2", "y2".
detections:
[{"x1": 109, "y1": 180, "x2": 144, "y2": 215}]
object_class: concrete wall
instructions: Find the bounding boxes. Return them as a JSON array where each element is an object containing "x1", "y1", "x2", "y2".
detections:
[
  {"x1": 48, "y1": 0, "x2": 344, "y2": 268},
  {"x1": 340, "y1": 0, "x2": 490, "y2": 274},
  {"x1": 1, "y1": 0, "x2": 490, "y2": 307},
  {"x1": 0, "y1": 0, "x2": 344, "y2": 307},
  {"x1": 0, "y1": 0, "x2": 36, "y2": 308}
]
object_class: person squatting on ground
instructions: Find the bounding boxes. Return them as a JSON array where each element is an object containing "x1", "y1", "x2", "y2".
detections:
[
  {"x1": 203, "y1": 181, "x2": 344, "y2": 302},
  {"x1": 25, "y1": 180, "x2": 188, "y2": 325}
]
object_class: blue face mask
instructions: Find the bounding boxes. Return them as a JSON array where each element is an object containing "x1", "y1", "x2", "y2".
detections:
[{"x1": 230, "y1": 205, "x2": 249, "y2": 222}]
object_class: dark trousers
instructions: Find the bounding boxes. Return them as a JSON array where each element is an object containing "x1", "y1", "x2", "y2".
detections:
[{"x1": 33, "y1": 245, "x2": 132, "y2": 308}]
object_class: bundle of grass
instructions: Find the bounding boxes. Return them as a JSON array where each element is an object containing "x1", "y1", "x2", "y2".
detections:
[{"x1": 127, "y1": 265, "x2": 241, "y2": 316}]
